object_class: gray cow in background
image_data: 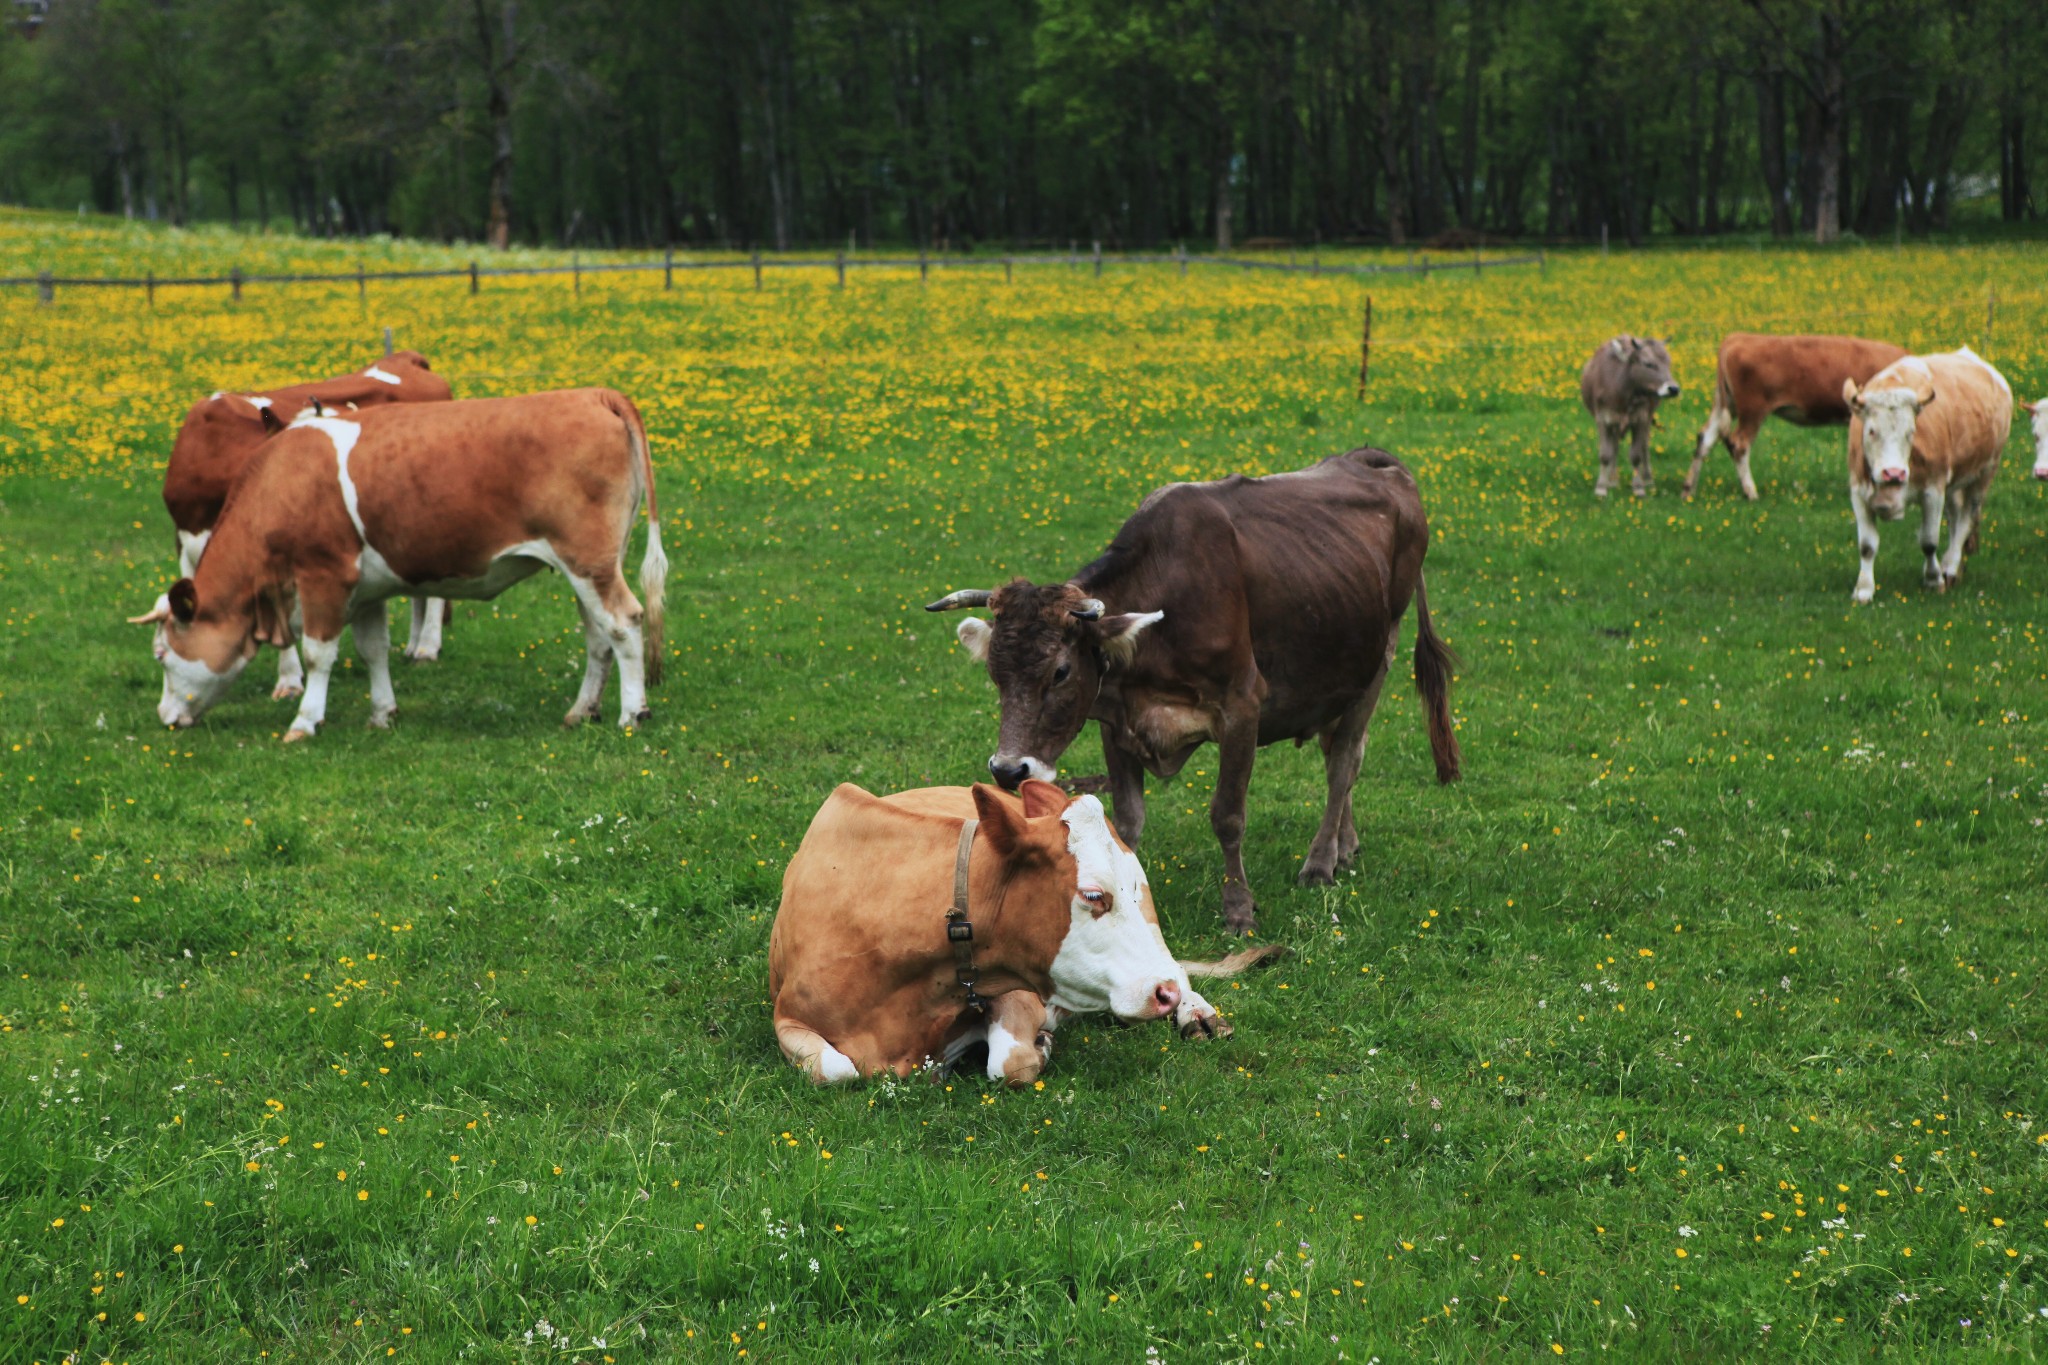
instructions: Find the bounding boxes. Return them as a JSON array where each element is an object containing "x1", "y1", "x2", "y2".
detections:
[{"x1": 1582, "y1": 336, "x2": 1681, "y2": 497}]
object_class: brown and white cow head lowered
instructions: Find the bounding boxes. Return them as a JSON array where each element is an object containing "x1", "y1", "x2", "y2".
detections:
[
  {"x1": 1845, "y1": 368, "x2": 1937, "y2": 518},
  {"x1": 2024, "y1": 400, "x2": 2048, "y2": 481},
  {"x1": 130, "y1": 577, "x2": 291, "y2": 727},
  {"x1": 928, "y1": 579, "x2": 1162, "y2": 790}
]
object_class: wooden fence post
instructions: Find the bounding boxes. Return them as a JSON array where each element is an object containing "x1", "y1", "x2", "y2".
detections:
[
  {"x1": 146, "y1": 270, "x2": 155, "y2": 307},
  {"x1": 918, "y1": 249, "x2": 928, "y2": 285},
  {"x1": 752, "y1": 250, "x2": 762, "y2": 291},
  {"x1": 382, "y1": 326, "x2": 393, "y2": 356},
  {"x1": 234, "y1": 266, "x2": 246, "y2": 302},
  {"x1": 1540, "y1": 250, "x2": 1548, "y2": 279},
  {"x1": 1003, "y1": 256, "x2": 1012, "y2": 284},
  {"x1": 1357, "y1": 296, "x2": 1372, "y2": 399},
  {"x1": 664, "y1": 248, "x2": 674, "y2": 291},
  {"x1": 354, "y1": 263, "x2": 364, "y2": 305},
  {"x1": 36, "y1": 269, "x2": 52, "y2": 305},
  {"x1": 1093, "y1": 240, "x2": 1102, "y2": 277},
  {"x1": 836, "y1": 250, "x2": 846, "y2": 289},
  {"x1": 469, "y1": 260, "x2": 480, "y2": 295},
  {"x1": 1177, "y1": 242, "x2": 1187, "y2": 277},
  {"x1": 574, "y1": 251, "x2": 582, "y2": 298}
]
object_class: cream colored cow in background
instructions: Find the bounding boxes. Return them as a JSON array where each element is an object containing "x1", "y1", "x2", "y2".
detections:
[{"x1": 1843, "y1": 348, "x2": 2012, "y2": 604}]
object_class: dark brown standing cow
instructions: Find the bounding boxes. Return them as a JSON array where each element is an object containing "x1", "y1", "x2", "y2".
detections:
[
  {"x1": 1580, "y1": 336, "x2": 1681, "y2": 498},
  {"x1": 1681, "y1": 333, "x2": 1906, "y2": 500},
  {"x1": 925, "y1": 446, "x2": 1460, "y2": 934},
  {"x1": 160, "y1": 353, "x2": 454, "y2": 695}
]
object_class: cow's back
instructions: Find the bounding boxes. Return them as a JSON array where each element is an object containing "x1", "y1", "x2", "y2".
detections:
[
  {"x1": 1720, "y1": 333, "x2": 1906, "y2": 425},
  {"x1": 1910, "y1": 352, "x2": 2013, "y2": 472}
]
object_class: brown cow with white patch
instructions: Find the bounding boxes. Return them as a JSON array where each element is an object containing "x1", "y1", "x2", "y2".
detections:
[
  {"x1": 1683, "y1": 332, "x2": 1907, "y2": 500},
  {"x1": 162, "y1": 353, "x2": 455, "y2": 694},
  {"x1": 1844, "y1": 348, "x2": 2012, "y2": 604},
  {"x1": 133, "y1": 389, "x2": 666, "y2": 739},
  {"x1": 926, "y1": 446, "x2": 1459, "y2": 934},
  {"x1": 770, "y1": 779, "x2": 1279, "y2": 1086}
]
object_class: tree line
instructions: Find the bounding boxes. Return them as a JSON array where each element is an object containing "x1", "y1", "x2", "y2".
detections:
[{"x1": 2, "y1": 0, "x2": 2040, "y2": 251}]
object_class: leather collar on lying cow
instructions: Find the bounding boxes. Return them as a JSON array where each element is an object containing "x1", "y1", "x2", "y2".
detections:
[{"x1": 947, "y1": 817, "x2": 988, "y2": 1014}]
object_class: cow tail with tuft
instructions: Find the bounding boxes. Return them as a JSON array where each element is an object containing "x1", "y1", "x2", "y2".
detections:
[
  {"x1": 609, "y1": 391, "x2": 667, "y2": 688},
  {"x1": 1412, "y1": 575, "x2": 1462, "y2": 783},
  {"x1": 1179, "y1": 944, "x2": 1289, "y2": 978}
]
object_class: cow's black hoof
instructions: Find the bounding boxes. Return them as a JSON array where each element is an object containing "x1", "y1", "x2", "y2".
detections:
[{"x1": 1297, "y1": 862, "x2": 1336, "y2": 887}]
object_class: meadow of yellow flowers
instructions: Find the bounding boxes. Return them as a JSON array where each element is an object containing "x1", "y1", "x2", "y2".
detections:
[{"x1": 2, "y1": 206, "x2": 2046, "y2": 1359}]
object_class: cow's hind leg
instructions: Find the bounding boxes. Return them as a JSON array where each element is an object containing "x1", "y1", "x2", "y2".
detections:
[
  {"x1": 560, "y1": 565, "x2": 648, "y2": 729},
  {"x1": 352, "y1": 602, "x2": 399, "y2": 728},
  {"x1": 1299, "y1": 640, "x2": 1393, "y2": 885},
  {"x1": 404, "y1": 597, "x2": 447, "y2": 662},
  {"x1": 982, "y1": 991, "x2": 1053, "y2": 1088},
  {"x1": 1682, "y1": 399, "x2": 1728, "y2": 499},
  {"x1": 562, "y1": 610, "x2": 616, "y2": 727},
  {"x1": 1941, "y1": 480, "x2": 1987, "y2": 586},
  {"x1": 775, "y1": 1016, "x2": 861, "y2": 1084},
  {"x1": 1728, "y1": 420, "x2": 1762, "y2": 501}
]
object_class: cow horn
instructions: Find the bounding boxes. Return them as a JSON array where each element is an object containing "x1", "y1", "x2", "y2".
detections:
[
  {"x1": 925, "y1": 589, "x2": 993, "y2": 612},
  {"x1": 1069, "y1": 598, "x2": 1105, "y2": 621}
]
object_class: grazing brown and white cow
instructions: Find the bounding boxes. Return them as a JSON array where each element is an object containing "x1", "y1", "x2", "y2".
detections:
[
  {"x1": 926, "y1": 446, "x2": 1460, "y2": 934},
  {"x1": 2024, "y1": 400, "x2": 2048, "y2": 481},
  {"x1": 1580, "y1": 336, "x2": 1681, "y2": 498},
  {"x1": 1683, "y1": 332, "x2": 1906, "y2": 500},
  {"x1": 1844, "y1": 348, "x2": 2012, "y2": 604},
  {"x1": 769, "y1": 779, "x2": 1280, "y2": 1086},
  {"x1": 163, "y1": 352, "x2": 455, "y2": 694},
  {"x1": 133, "y1": 389, "x2": 667, "y2": 739}
]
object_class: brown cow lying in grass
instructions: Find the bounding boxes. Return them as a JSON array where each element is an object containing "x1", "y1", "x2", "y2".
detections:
[{"x1": 769, "y1": 779, "x2": 1280, "y2": 1086}]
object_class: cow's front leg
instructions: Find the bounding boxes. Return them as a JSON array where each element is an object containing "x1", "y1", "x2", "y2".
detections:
[
  {"x1": 1918, "y1": 484, "x2": 1947, "y2": 589},
  {"x1": 272, "y1": 642, "x2": 305, "y2": 701},
  {"x1": 284, "y1": 635, "x2": 341, "y2": 742},
  {"x1": 1849, "y1": 484, "x2": 1881, "y2": 604},
  {"x1": 1941, "y1": 482, "x2": 1985, "y2": 587},
  {"x1": 352, "y1": 602, "x2": 398, "y2": 728},
  {"x1": 1210, "y1": 695, "x2": 1262, "y2": 934},
  {"x1": 1102, "y1": 729, "x2": 1148, "y2": 848},
  {"x1": 1628, "y1": 414, "x2": 1655, "y2": 497},
  {"x1": 983, "y1": 991, "x2": 1052, "y2": 1088},
  {"x1": 1592, "y1": 421, "x2": 1621, "y2": 498}
]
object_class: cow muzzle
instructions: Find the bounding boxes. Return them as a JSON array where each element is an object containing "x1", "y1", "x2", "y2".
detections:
[
  {"x1": 1657, "y1": 383, "x2": 1680, "y2": 399},
  {"x1": 1877, "y1": 466, "x2": 1909, "y2": 485},
  {"x1": 2033, "y1": 463, "x2": 2048, "y2": 481},
  {"x1": 988, "y1": 754, "x2": 1053, "y2": 791},
  {"x1": 1150, "y1": 980, "x2": 1181, "y2": 1017}
]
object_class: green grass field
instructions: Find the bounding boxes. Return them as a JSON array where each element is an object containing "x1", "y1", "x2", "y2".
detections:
[{"x1": 2, "y1": 211, "x2": 2046, "y2": 1360}]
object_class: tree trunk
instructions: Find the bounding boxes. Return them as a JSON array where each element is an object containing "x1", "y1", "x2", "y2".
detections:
[
  {"x1": 2003, "y1": 109, "x2": 2029, "y2": 221},
  {"x1": 476, "y1": 0, "x2": 517, "y2": 250},
  {"x1": 1755, "y1": 72, "x2": 1792, "y2": 237},
  {"x1": 1809, "y1": 9, "x2": 1845, "y2": 243},
  {"x1": 1702, "y1": 70, "x2": 1727, "y2": 233}
]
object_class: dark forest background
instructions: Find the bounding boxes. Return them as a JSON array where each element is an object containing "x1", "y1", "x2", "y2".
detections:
[{"x1": 2, "y1": 0, "x2": 2042, "y2": 250}]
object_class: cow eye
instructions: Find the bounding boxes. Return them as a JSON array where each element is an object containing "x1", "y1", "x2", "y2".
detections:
[
  {"x1": 1052, "y1": 662, "x2": 1071, "y2": 684},
  {"x1": 1079, "y1": 887, "x2": 1112, "y2": 914}
]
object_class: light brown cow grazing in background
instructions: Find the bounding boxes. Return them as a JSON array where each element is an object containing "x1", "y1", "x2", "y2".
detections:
[
  {"x1": 133, "y1": 389, "x2": 667, "y2": 739},
  {"x1": 769, "y1": 779, "x2": 1278, "y2": 1086},
  {"x1": 1844, "y1": 348, "x2": 2012, "y2": 604},
  {"x1": 1684, "y1": 333, "x2": 1906, "y2": 500},
  {"x1": 1581, "y1": 336, "x2": 1681, "y2": 497},
  {"x1": 161, "y1": 352, "x2": 455, "y2": 695}
]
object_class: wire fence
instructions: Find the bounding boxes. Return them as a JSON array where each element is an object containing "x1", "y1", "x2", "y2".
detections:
[{"x1": 0, "y1": 244, "x2": 1546, "y2": 303}]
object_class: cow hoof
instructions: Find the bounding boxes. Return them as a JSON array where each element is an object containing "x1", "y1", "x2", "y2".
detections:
[
  {"x1": 1296, "y1": 862, "x2": 1336, "y2": 887},
  {"x1": 618, "y1": 707, "x2": 652, "y2": 730},
  {"x1": 562, "y1": 708, "x2": 594, "y2": 729},
  {"x1": 368, "y1": 709, "x2": 397, "y2": 730},
  {"x1": 1851, "y1": 588, "x2": 1875, "y2": 605},
  {"x1": 282, "y1": 727, "x2": 316, "y2": 744},
  {"x1": 272, "y1": 683, "x2": 304, "y2": 701},
  {"x1": 1223, "y1": 909, "x2": 1259, "y2": 936},
  {"x1": 404, "y1": 649, "x2": 440, "y2": 664},
  {"x1": 1179, "y1": 1010, "x2": 1232, "y2": 1041},
  {"x1": 1593, "y1": 486, "x2": 1610, "y2": 500}
]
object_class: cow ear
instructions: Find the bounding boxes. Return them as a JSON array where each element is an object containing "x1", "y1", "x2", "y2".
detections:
[
  {"x1": 1915, "y1": 384, "x2": 1937, "y2": 411},
  {"x1": 259, "y1": 404, "x2": 286, "y2": 434},
  {"x1": 971, "y1": 783, "x2": 1032, "y2": 860},
  {"x1": 1095, "y1": 610, "x2": 1163, "y2": 666},
  {"x1": 1841, "y1": 379, "x2": 1862, "y2": 412},
  {"x1": 168, "y1": 578, "x2": 198, "y2": 625},
  {"x1": 956, "y1": 617, "x2": 990, "y2": 662},
  {"x1": 1018, "y1": 778, "x2": 1070, "y2": 819}
]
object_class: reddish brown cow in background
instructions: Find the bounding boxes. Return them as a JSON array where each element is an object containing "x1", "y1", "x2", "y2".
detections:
[
  {"x1": 1682, "y1": 333, "x2": 1906, "y2": 500},
  {"x1": 159, "y1": 352, "x2": 454, "y2": 695}
]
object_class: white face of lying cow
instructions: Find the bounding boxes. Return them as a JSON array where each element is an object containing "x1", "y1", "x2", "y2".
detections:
[
  {"x1": 1047, "y1": 795, "x2": 1194, "y2": 1023},
  {"x1": 2028, "y1": 402, "x2": 2047, "y2": 480}
]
